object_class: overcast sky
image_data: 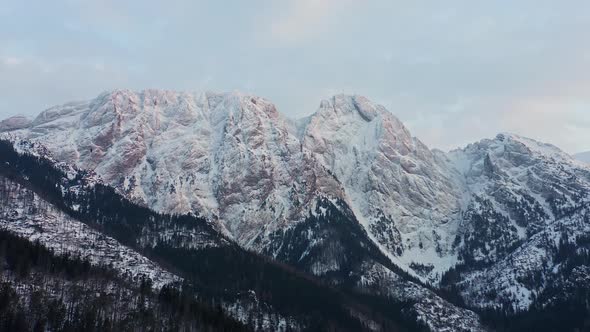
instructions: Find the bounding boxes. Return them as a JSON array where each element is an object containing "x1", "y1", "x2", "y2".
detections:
[{"x1": 1, "y1": 1, "x2": 589, "y2": 153}]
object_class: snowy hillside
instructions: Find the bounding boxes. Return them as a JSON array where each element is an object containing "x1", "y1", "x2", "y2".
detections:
[{"x1": 445, "y1": 133, "x2": 590, "y2": 311}]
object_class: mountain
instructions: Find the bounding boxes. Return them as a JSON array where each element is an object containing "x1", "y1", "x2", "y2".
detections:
[
  {"x1": 1, "y1": 89, "x2": 589, "y2": 331},
  {"x1": 5, "y1": 90, "x2": 345, "y2": 241},
  {"x1": 0, "y1": 115, "x2": 31, "y2": 132},
  {"x1": 302, "y1": 95, "x2": 463, "y2": 281},
  {"x1": 0, "y1": 137, "x2": 426, "y2": 331},
  {"x1": 0, "y1": 90, "x2": 485, "y2": 331},
  {"x1": 445, "y1": 134, "x2": 590, "y2": 312},
  {"x1": 574, "y1": 151, "x2": 590, "y2": 164},
  {"x1": 0, "y1": 90, "x2": 462, "y2": 280}
]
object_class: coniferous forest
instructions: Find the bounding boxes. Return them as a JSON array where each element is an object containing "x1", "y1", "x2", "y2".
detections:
[{"x1": 0, "y1": 229, "x2": 247, "y2": 331}]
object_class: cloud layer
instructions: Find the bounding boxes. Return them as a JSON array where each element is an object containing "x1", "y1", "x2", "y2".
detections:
[{"x1": 1, "y1": 0, "x2": 589, "y2": 153}]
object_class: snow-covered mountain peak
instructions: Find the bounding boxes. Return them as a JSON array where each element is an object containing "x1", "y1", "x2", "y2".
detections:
[
  {"x1": 306, "y1": 94, "x2": 418, "y2": 158},
  {"x1": 303, "y1": 96, "x2": 464, "y2": 280},
  {"x1": 2, "y1": 89, "x2": 350, "y2": 249},
  {"x1": 450, "y1": 132, "x2": 584, "y2": 178},
  {"x1": 495, "y1": 132, "x2": 572, "y2": 161},
  {"x1": 315, "y1": 94, "x2": 411, "y2": 135},
  {"x1": 317, "y1": 94, "x2": 386, "y2": 122},
  {"x1": 0, "y1": 115, "x2": 31, "y2": 131}
]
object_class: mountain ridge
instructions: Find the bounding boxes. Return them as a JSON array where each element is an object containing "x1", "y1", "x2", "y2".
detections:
[
  {"x1": 3, "y1": 89, "x2": 588, "y2": 277},
  {"x1": 2, "y1": 89, "x2": 589, "y2": 331}
]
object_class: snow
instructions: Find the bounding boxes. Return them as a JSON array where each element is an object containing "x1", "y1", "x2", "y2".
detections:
[
  {"x1": 0, "y1": 115, "x2": 31, "y2": 131},
  {"x1": 301, "y1": 95, "x2": 465, "y2": 282},
  {"x1": 355, "y1": 262, "x2": 485, "y2": 331}
]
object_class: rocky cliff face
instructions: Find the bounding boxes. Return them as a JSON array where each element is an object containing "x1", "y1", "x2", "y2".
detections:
[
  {"x1": 6, "y1": 90, "x2": 347, "y2": 250},
  {"x1": 445, "y1": 133, "x2": 590, "y2": 310},
  {"x1": 302, "y1": 95, "x2": 464, "y2": 280}
]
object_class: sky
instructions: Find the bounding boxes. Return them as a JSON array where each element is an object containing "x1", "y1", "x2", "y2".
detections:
[{"x1": 1, "y1": 0, "x2": 590, "y2": 153}]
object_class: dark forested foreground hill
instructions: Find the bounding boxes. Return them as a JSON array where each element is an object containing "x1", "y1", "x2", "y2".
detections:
[{"x1": 0, "y1": 229, "x2": 248, "y2": 332}]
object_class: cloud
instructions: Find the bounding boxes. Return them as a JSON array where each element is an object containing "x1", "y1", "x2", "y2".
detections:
[
  {"x1": 1, "y1": 56, "x2": 23, "y2": 66},
  {"x1": 265, "y1": 0, "x2": 354, "y2": 45}
]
